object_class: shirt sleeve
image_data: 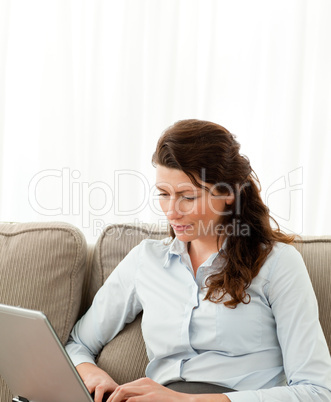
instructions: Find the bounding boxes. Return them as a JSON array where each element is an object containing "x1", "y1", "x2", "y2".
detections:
[
  {"x1": 65, "y1": 243, "x2": 143, "y2": 367},
  {"x1": 224, "y1": 245, "x2": 331, "y2": 402}
]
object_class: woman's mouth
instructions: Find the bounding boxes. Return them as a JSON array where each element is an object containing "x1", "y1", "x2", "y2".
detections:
[{"x1": 171, "y1": 224, "x2": 193, "y2": 232}]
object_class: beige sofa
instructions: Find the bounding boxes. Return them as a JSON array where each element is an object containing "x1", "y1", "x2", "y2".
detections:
[{"x1": 0, "y1": 222, "x2": 330, "y2": 401}]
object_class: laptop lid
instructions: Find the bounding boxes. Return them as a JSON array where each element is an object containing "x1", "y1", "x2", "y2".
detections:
[{"x1": 0, "y1": 303, "x2": 93, "y2": 402}]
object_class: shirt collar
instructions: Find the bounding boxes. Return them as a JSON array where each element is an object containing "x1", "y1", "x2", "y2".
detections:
[
  {"x1": 169, "y1": 237, "x2": 187, "y2": 256},
  {"x1": 162, "y1": 237, "x2": 186, "y2": 269},
  {"x1": 163, "y1": 236, "x2": 226, "y2": 269}
]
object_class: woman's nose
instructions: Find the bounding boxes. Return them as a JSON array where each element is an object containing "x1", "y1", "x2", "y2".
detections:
[{"x1": 166, "y1": 198, "x2": 183, "y2": 220}]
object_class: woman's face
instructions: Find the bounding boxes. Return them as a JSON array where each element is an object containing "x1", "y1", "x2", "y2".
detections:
[{"x1": 155, "y1": 165, "x2": 233, "y2": 245}]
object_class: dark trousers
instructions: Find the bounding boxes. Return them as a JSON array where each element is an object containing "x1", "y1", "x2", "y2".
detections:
[{"x1": 165, "y1": 381, "x2": 236, "y2": 394}]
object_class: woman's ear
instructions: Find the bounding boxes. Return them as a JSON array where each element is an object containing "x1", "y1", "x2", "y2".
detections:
[{"x1": 225, "y1": 193, "x2": 235, "y2": 205}]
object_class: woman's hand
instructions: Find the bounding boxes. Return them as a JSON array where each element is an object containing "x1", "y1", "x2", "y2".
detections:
[
  {"x1": 76, "y1": 362, "x2": 119, "y2": 402},
  {"x1": 107, "y1": 378, "x2": 187, "y2": 402},
  {"x1": 107, "y1": 377, "x2": 231, "y2": 402}
]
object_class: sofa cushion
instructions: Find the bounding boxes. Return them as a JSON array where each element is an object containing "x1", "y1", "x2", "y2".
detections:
[
  {"x1": 92, "y1": 224, "x2": 167, "y2": 385},
  {"x1": 0, "y1": 221, "x2": 87, "y2": 343},
  {"x1": 293, "y1": 236, "x2": 331, "y2": 350}
]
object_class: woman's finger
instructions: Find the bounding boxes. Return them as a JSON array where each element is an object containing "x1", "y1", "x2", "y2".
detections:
[
  {"x1": 94, "y1": 384, "x2": 108, "y2": 402},
  {"x1": 108, "y1": 384, "x2": 141, "y2": 401}
]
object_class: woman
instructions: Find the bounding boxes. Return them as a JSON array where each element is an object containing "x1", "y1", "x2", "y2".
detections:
[{"x1": 66, "y1": 119, "x2": 331, "y2": 401}]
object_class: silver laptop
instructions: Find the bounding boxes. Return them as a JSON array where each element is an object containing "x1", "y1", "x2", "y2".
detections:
[{"x1": 0, "y1": 303, "x2": 94, "y2": 402}]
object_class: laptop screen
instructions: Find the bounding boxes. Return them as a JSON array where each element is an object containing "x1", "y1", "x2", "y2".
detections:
[{"x1": 0, "y1": 304, "x2": 93, "y2": 402}]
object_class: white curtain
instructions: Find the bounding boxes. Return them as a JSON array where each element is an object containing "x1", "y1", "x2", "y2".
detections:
[{"x1": 0, "y1": 0, "x2": 330, "y2": 243}]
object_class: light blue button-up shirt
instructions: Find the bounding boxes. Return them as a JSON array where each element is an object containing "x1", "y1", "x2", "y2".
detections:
[{"x1": 66, "y1": 238, "x2": 331, "y2": 401}]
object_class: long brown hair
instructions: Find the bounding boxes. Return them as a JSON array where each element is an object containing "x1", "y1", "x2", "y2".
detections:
[{"x1": 152, "y1": 119, "x2": 295, "y2": 308}]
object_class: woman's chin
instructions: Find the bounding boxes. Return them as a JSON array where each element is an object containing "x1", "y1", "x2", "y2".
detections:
[{"x1": 173, "y1": 230, "x2": 196, "y2": 242}]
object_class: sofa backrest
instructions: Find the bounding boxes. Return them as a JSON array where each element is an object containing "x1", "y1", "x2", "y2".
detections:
[{"x1": 93, "y1": 225, "x2": 331, "y2": 385}]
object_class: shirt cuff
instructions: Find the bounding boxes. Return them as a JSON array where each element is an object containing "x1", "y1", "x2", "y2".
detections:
[
  {"x1": 65, "y1": 342, "x2": 97, "y2": 367},
  {"x1": 69, "y1": 353, "x2": 97, "y2": 367}
]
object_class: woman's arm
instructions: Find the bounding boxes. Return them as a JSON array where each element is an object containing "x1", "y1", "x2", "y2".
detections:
[
  {"x1": 65, "y1": 245, "x2": 143, "y2": 402},
  {"x1": 65, "y1": 244, "x2": 143, "y2": 366}
]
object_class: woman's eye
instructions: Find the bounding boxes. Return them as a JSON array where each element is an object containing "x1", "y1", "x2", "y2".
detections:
[{"x1": 157, "y1": 193, "x2": 196, "y2": 201}]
